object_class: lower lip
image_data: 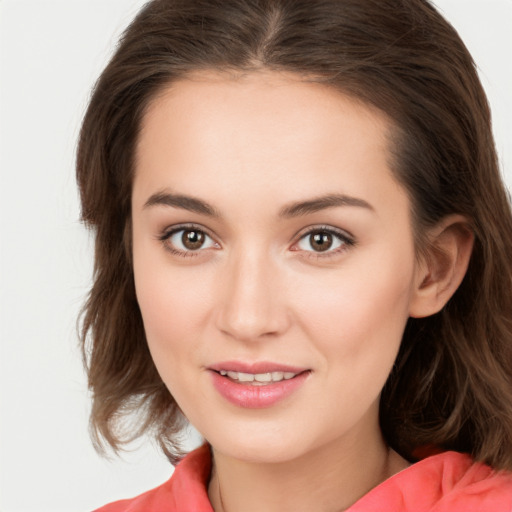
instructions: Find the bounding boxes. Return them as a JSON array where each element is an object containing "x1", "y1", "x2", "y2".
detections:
[{"x1": 210, "y1": 371, "x2": 310, "y2": 409}]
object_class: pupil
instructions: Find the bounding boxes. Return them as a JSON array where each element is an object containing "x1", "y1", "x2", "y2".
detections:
[
  {"x1": 311, "y1": 232, "x2": 332, "y2": 252},
  {"x1": 182, "y1": 230, "x2": 204, "y2": 250}
]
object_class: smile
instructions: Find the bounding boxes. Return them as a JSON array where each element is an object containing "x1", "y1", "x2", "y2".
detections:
[
  {"x1": 217, "y1": 370, "x2": 298, "y2": 385},
  {"x1": 209, "y1": 362, "x2": 310, "y2": 408}
]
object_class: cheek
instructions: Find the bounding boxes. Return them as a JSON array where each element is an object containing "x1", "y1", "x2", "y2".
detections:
[
  {"x1": 293, "y1": 251, "x2": 415, "y2": 427},
  {"x1": 295, "y1": 248, "x2": 415, "y2": 360},
  {"x1": 131, "y1": 231, "x2": 217, "y2": 386},
  {"x1": 134, "y1": 264, "x2": 213, "y2": 348},
  {"x1": 133, "y1": 260, "x2": 217, "y2": 410}
]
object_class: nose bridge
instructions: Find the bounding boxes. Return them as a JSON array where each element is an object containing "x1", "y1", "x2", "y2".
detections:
[{"x1": 216, "y1": 244, "x2": 288, "y2": 341}]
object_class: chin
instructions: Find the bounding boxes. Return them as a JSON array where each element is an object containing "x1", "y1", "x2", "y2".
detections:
[{"x1": 203, "y1": 423, "x2": 318, "y2": 464}]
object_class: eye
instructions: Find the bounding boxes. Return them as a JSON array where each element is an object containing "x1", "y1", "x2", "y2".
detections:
[
  {"x1": 294, "y1": 227, "x2": 354, "y2": 255},
  {"x1": 160, "y1": 225, "x2": 218, "y2": 256}
]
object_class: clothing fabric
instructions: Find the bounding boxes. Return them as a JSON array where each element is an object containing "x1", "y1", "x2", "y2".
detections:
[{"x1": 94, "y1": 444, "x2": 512, "y2": 512}]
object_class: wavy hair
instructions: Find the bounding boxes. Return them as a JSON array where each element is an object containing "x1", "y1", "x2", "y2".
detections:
[{"x1": 76, "y1": 0, "x2": 512, "y2": 467}]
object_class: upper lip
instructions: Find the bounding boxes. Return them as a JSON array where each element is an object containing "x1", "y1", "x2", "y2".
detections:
[{"x1": 208, "y1": 361, "x2": 309, "y2": 374}]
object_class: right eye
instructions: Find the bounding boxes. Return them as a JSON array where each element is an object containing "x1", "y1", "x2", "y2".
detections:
[{"x1": 160, "y1": 226, "x2": 219, "y2": 256}]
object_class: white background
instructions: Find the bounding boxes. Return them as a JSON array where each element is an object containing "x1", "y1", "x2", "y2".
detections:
[{"x1": 0, "y1": 1, "x2": 510, "y2": 511}]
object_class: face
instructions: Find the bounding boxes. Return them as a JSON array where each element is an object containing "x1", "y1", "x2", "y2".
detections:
[{"x1": 132, "y1": 71, "x2": 422, "y2": 464}]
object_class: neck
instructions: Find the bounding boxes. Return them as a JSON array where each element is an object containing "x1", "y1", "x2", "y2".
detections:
[{"x1": 207, "y1": 421, "x2": 408, "y2": 512}]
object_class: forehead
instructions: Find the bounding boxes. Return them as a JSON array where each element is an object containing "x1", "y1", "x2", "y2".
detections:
[
  {"x1": 133, "y1": 70, "x2": 406, "y2": 220},
  {"x1": 138, "y1": 70, "x2": 391, "y2": 155}
]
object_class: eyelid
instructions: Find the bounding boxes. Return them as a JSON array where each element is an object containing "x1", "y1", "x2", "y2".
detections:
[
  {"x1": 158, "y1": 223, "x2": 220, "y2": 256},
  {"x1": 157, "y1": 222, "x2": 355, "y2": 259},
  {"x1": 290, "y1": 225, "x2": 356, "y2": 257}
]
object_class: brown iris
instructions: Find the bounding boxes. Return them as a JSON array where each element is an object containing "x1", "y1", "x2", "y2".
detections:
[
  {"x1": 182, "y1": 229, "x2": 205, "y2": 250},
  {"x1": 310, "y1": 232, "x2": 333, "y2": 252}
]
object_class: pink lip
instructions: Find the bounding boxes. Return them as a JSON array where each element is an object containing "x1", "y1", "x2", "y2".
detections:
[{"x1": 208, "y1": 361, "x2": 310, "y2": 409}]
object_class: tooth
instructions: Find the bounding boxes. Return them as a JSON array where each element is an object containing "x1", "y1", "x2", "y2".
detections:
[
  {"x1": 222, "y1": 370, "x2": 298, "y2": 383},
  {"x1": 255, "y1": 373, "x2": 272, "y2": 382}
]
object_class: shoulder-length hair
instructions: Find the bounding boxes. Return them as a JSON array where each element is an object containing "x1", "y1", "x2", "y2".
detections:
[{"x1": 77, "y1": 0, "x2": 512, "y2": 468}]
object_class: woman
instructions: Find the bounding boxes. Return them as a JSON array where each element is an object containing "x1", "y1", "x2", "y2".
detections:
[{"x1": 77, "y1": 0, "x2": 512, "y2": 510}]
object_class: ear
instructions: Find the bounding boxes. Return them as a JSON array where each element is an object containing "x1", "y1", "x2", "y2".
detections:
[{"x1": 409, "y1": 215, "x2": 474, "y2": 318}]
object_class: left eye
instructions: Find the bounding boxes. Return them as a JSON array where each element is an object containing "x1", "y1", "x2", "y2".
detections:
[
  {"x1": 166, "y1": 228, "x2": 217, "y2": 252},
  {"x1": 296, "y1": 229, "x2": 347, "y2": 253}
]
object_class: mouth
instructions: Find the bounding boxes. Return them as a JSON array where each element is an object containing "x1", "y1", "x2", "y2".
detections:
[
  {"x1": 208, "y1": 362, "x2": 310, "y2": 408},
  {"x1": 214, "y1": 369, "x2": 302, "y2": 385}
]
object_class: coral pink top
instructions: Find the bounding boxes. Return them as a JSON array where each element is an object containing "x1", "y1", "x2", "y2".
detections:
[{"x1": 94, "y1": 444, "x2": 512, "y2": 511}]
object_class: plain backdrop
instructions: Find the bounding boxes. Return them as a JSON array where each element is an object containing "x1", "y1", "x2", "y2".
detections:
[{"x1": 0, "y1": 1, "x2": 510, "y2": 511}]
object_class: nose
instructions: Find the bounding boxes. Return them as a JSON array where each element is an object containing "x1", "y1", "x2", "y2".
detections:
[{"x1": 215, "y1": 249, "x2": 290, "y2": 342}]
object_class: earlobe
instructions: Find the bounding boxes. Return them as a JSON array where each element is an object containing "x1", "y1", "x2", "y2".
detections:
[{"x1": 409, "y1": 215, "x2": 474, "y2": 318}]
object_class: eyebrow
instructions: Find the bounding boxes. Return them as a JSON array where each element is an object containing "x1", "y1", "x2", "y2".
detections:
[
  {"x1": 143, "y1": 191, "x2": 374, "y2": 218},
  {"x1": 279, "y1": 193, "x2": 374, "y2": 218},
  {"x1": 144, "y1": 191, "x2": 221, "y2": 217}
]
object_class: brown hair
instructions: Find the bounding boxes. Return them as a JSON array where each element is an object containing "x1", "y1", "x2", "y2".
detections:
[{"x1": 77, "y1": 0, "x2": 512, "y2": 468}]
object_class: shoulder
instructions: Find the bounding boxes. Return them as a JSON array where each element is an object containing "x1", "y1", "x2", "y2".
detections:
[
  {"x1": 349, "y1": 451, "x2": 512, "y2": 512},
  {"x1": 426, "y1": 451, "x2": 512, "y2": 511},
  {"x1": 93, "y1": 444, "x2": 213, "y2": 512}
]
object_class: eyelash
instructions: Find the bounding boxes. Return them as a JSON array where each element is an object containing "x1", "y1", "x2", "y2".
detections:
[
  {"x1": 157, "y1": 223, "x2": 355, "y2": 260},
  {"x1": 292, "y1": 225, "x2": 355, "y2": 260},
  {"x1": 158, "y1": 223, "x2": 217, "y2": 259}
]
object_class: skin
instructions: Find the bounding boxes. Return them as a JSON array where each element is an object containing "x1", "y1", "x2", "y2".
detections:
[{"x1": 131, "y1": 71, "x2": 473, "y2": 512}]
